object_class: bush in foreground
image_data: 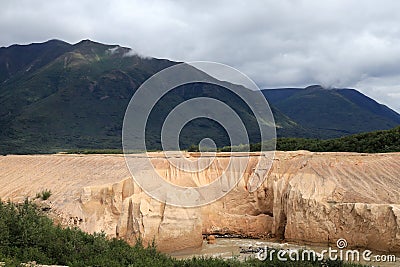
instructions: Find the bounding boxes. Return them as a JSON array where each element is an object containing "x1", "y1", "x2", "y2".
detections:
[{"x1": 0, "y1": 200, "x2": 366, "y2": 266}]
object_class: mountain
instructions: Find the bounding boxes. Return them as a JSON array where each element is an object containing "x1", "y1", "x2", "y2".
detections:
[
  {"x1": 262, "y1": 85, "x2": 400, "y2": 138},
  {"x1": 0, "y1": 40, "x2": 287, "y2": 154},
  {"x1": 0, "y1": 40, "x2": 182, "y2": 153},
  {"x1": 0, "y1": 40, "x2": 399, "y2": 154}
]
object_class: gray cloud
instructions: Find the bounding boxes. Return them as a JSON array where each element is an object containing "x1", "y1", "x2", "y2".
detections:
[{"x1": 1, "y1": 0, "x2": 400, "y2": 112}]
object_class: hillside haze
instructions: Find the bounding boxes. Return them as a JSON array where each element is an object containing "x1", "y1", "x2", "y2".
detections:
[{"x1": 0, "y1": 40, "x2": 399, "y2": 154}]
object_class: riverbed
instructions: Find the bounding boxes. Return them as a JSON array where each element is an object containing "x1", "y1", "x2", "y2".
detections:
[{"x1": 169, "y1": 238, "x2": 399, "y2": 266}]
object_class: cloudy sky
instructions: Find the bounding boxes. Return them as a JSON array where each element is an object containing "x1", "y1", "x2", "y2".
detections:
[{"x1": 1, "y1": 0, "x2": 400, "y2": 112}]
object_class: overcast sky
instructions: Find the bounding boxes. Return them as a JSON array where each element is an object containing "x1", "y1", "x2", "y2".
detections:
[{"x1": 1, "y1": 0, "x2": 400, "y2": 112}]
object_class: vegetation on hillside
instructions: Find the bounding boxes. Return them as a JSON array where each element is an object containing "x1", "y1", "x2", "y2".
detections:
[
  {"x1": 188, "y1": 126, "x2": 399, "y2": 153},
  {"x1": 0, "y1": 200, "x2": 365, "y2": 266},
  {"x1": 274, "y1": 125, "x2": 400, "y2": 153},
  {"x1": 63, "y1": 126, "x2": 400, "y2": 154}
]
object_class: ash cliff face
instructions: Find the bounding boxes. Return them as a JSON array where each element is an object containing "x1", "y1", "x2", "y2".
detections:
[
  {"x1": 0, "y1": 152, "x2": 399, "y2": 252},
  {"x1": 76, "y1": 178, "x2": 203, "y2": 252}
]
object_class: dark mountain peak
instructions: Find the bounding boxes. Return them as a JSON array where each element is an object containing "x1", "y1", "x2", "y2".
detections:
[
  {"x1": 305, "y1": 84, "x2": 325, "y2": 90},
  {"x1": 29, "y1": 39, "x2": 72, "y2": 51},
  {"x1": 1, "y1": 39, "x2": 71, "y2": 50},
  {"x1": 0, "y1": 39, "x2": 72, "y2": 83},
  {"x1": 73, "y1": 39, "x2": 117, "y2": 50},
  {"x1": 71, "y1": 39, "x2": 130, "y2": 58},
  {"x1": 41, "y1": 39, "x2": 70, "y2": 46},
  {"x1": 74, "y1": 39, "x2": 100, "y2": 46}
]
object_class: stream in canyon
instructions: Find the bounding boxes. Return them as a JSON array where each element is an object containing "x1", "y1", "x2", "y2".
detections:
[{"x1": 169, "y1": 238, "x2": 399, "y2": 266}]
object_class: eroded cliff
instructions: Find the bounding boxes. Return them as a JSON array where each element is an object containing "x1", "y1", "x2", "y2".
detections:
[{"x1": 0, "y1": 152, "x2": 399, "y2": 252}]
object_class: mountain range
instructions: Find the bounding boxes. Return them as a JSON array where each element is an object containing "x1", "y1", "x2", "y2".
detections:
[
  {"x1": 263, "y1": 85, "x2": 400, "y2": 138},
  {"x1": 1, "y1": 40, "x2": 399, "y2": 154}
]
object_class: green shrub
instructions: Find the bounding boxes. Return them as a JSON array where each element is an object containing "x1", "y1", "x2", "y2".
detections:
[
  {"x1": 35, "y1": 190, "x2": 52, "y2": 201},
  {"x1": 0, "y1": 199, "x2": 368, "y2": 267},
  {"x1": 40, "y1": 189, "x2": 52, "y2": 200}
]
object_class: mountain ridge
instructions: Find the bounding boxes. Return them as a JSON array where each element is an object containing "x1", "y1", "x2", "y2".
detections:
[
  {"x1": 0, "y1": 39, "x2": 399, "y2": 153},
  {"x1": 262, "y1": 86, "x2": 400, "y2": 138}
]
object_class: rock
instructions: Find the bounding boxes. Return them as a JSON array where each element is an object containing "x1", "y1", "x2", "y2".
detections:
[{"x1": 206, "y1": 235, "x2": 216, "y2": 244}]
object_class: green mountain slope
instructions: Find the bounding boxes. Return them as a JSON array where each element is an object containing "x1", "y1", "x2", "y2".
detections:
[
  {"x1": 0, "y1": 40, "x2": 286, "y2": 153},
  {"x1": 0, "y1": 40, "x2": 177, "y2": 153}
]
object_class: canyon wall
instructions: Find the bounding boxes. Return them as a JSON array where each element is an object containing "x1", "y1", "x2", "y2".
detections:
[{"x1": 0, "y1": 152, "x2": 399, "y2": 252}]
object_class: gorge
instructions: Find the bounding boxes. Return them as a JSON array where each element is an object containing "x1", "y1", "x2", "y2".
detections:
[{"x1": 0, "y1": 151, "x2": 399, "y2": 253}]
